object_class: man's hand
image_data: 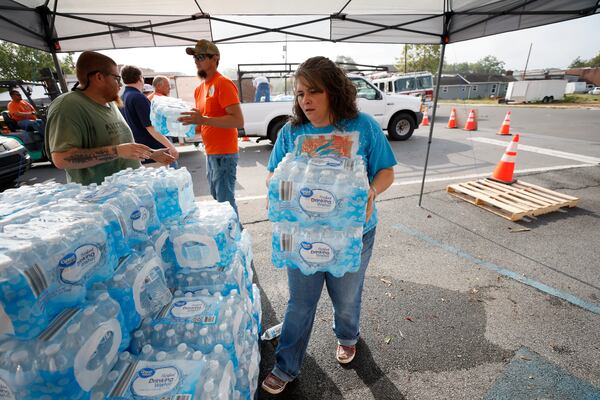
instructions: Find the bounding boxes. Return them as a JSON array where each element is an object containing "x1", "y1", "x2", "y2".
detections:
[
  {"x1": 116, "y1": 143, "x2": 153, "y2": 161},
  {"x1": 178, "y1": 109, "x2": 207, "y2": 126},
  {"x1": 167, "y1": 145, "x2": 179, "y2": 160},
  {"x1": 150, "y1": 148, "x2": 176, "y2": 165}
]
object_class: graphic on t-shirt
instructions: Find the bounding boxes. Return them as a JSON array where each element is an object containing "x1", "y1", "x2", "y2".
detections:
[{"x1": 295, "y1": 132, "x2": 358, "y2": 158}]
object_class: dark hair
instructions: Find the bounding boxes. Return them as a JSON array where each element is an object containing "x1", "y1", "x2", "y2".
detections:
[
  {"x1": 75, "y1": 51, "x2": 117, "y2": 88},
  {"x1": 120, "y1": 65, "x2": 142, "y2": 85},
  {"x1": 9, "y1": 90, "x2": 20, "y2": 96},
  {"x1": 291, "y1": 56, "x2": 358, "y2": 127}
]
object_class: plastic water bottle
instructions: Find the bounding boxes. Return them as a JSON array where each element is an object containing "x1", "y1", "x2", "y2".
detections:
[{"x1": 151, "y1": 95, "x2": 196, "y2": 138}]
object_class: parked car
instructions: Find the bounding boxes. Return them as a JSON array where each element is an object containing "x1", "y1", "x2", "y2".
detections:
[
  {"x1": 0, "y1": 136, "x2": 31, "y2": 189},
  {"x1": 588, "y1": 87, "x2": 600, "y2": 95}
]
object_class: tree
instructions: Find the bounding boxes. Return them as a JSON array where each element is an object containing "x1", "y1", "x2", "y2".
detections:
[
  {"x1": 0, "y1": 41, "x2": 74, "y2": 80},
  {"x1": 335, "y1": 55, "x2": 358, "y2": 70},
  {"x1": 394, "y1": 44, "x2": 441, "y2": 74},
  {"x1": 444, "y1": 56, "x2": 505, "y2": 75},
  {"x1": 568, "y1": 52, "x2": 600, "y2": 68},
  {"x1": 569, "y1": 56, "x2": 587, "y2": 68}
]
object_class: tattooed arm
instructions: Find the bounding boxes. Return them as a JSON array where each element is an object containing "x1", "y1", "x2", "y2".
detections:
[{"x1": 51, "y1": 143, "x2": 153, "y2": 169}]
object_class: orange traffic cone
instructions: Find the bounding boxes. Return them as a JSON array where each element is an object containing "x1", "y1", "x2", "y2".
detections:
[
  {"x1": 447, "y1": 108, "x2": 457, "y2": 129},
  {"x1": 497, "y1": 111, "x2": 512, "y2": 136},
  {"x1": 421, "y1": 111, "x2": 429, "y2": 126},
  {"x1": 490, "y1": 134, "x2": 520, "y2": 184},
  {"x1": 463, "y1": 109, "x2": 477, "y2": 131}
]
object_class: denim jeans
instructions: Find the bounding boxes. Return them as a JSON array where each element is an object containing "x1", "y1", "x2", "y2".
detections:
[
  {"x1": 17, "y1": 119, "x2": 43, "y2": 132},
  {"x1": 272, "y1": 227, "x2": 377, "y2": 382},
  {"x1": 206, "y1": 153, "x2": 239, "y2": 217},
  {"x1": 255, "y1": 83, "x2": 270, "y2": 102}
]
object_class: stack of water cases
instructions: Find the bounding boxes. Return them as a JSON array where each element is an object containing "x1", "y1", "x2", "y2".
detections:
[
  {"x1": 268, "y1": 133, "x2": 369, "y2": 276},
  {"x1": 150, "y1": 95, "x2": 197, "y2": 138},
  {"x1": 0, "y1": 167, "x2": 260, "y2": 399}
]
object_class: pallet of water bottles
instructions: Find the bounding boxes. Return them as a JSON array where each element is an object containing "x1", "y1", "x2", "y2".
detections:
[
  {"x1": 268, "y1": 133, "x2": 369, "y2": 277},
  {"x1": 0, "y1": 167, "x2": 261, "y2": 399}
]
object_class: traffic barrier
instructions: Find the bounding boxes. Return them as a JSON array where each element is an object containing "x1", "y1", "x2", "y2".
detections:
[
  {"x1": 463, "y1": 109, "x2": 477, "y2": 131},
  {"x1": 447, "y1": 108, "x2": 457, "y2": 129},
  {"x1": 498, "y1": 110, "x2": 512, "y2": 136},
  {"x1": 490, "y1": 134, "x2": 520, "y2": 184}
]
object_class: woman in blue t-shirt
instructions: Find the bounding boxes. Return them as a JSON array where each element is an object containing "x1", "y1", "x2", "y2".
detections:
[{"x1": 262, "y1": 56, "x2": 397, "y2": 395}]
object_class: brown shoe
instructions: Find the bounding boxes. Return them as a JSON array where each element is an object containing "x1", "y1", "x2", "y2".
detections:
[
  {"x1": 336, "y1": 344, "x2": 356, "y2": 364},
  {"x1": 261, "y1": 372, "x2": 288, "y2": 395}
]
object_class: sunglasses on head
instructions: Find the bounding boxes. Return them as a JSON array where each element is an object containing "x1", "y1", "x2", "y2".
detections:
[{"x1": 192, "y1": 54, "x2": 212, "y2": 61}]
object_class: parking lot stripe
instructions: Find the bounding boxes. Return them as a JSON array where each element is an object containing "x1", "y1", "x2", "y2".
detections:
[
  {"x1": 469, "y1": 137, "x2": 600, "y2": 164},
  {"x1": 389, "y1": 163, "x2": 596, "y2": 187},
  {"x1": 393, "y1": 223, "x2": 600, "y2": 316}
]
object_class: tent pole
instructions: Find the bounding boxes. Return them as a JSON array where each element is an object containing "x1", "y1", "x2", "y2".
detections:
[
  {"x1": 51, "y1": 50, "x2": 68, "y2": 94},
  {"x1": 418, "y1": 42, "x2": 446, "y2": 207}
]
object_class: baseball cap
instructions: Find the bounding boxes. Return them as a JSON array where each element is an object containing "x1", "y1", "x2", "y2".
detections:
[
  {"x1": 185, "y1": 39, "x2": 220, "y2": 56},
  {"x1": 143, "y1": 84, "x2": 154, "y2": 93}
]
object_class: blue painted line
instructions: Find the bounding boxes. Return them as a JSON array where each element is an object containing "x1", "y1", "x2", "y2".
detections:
[
  {"x1": 484, "y1": 347, "x2": 600, "y2": 399},
  {"x1": 393, "y1": 223, "x2": 600, "y2": 315}
]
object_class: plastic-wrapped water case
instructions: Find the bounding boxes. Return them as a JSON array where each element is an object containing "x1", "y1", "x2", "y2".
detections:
[
  {"x1": 0, "y1": 292, "x2": 128, "y2": 400},
  {"x1": 0, "y1": 212, "x2": 116, "y2": 339},
  {"x1": 268, "y1": 155, "x2": 369, "y2": 228},
  {"x1": 271, "y1": 222, "x2": 364, "y2": 277}
]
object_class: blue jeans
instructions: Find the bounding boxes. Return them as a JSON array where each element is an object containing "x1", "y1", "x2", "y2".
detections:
[
  {"x1": 255, "y1": 82, "x2": 270, "y2": 102},
  {"x1": 206, "y1": 153, "x2": 239, "y2": 217},
  {"x1": 17, "y1": 119, "x2": 43, "y2": 132},
  {"x1": 272, "y1": 227, "x2": 377, "y2": 382}
]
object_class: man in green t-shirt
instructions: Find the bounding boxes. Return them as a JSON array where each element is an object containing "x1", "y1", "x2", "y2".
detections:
[{"x1": 45, "y1": 51, "x2": 175, "y2": 185}]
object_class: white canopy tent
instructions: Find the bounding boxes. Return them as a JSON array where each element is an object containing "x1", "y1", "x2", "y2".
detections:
[{"x1": 1, "y1": 0, "x2": 598, "y2": 202}]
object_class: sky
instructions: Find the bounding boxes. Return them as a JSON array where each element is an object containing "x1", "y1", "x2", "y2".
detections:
[{"x1": 91, "y1": 13, "x2": 600, "y2": 77}]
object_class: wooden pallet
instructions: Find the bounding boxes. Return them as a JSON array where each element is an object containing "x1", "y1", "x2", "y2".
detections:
[{"x1": 447, "y1": 179, "x2": 579, "y2": 221}]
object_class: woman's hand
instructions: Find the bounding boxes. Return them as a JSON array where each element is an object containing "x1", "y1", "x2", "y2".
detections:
[{"x1": 366, "y1": 186, "x2": 377, "y2": 222}]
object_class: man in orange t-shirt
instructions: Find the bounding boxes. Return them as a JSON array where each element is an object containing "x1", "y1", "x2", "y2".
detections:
[
  {"x1": 7, "y1": 90, "x2": 43, "y2": 131},
  {"x1": 179, "y1": 40, "x2": 244, "y2": 217}
]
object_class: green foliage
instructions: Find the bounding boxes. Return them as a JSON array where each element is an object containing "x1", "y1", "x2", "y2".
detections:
[
  {"x1": 0, "y1": 41, "x2": 73, "y2": 80},
  {"x1": 568, "y1": 52, "x2": 600, "y2": 68},
  {"x1": 394, "y1": 45, "x2": 441, "y2": 74},
  {"x1": 444, "y1": 55, "x2": 505, "y2": 75}
]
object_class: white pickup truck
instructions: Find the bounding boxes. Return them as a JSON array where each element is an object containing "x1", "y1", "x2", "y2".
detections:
[{"x1": 239, "y1": 74, "x2": 424, "y2": 144}]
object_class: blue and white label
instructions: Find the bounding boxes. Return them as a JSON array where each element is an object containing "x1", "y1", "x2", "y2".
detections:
[
  {"x1": 59, "y1": 244, "x2": 101, "y2": 283},
  {"x1": 299, "y1": 188, "x2": 336, "y2": 213},
  {"x1": 131, "y1": 366, "x2": 180, "y2": 397},
  {"x1": 171, "y1": 300, "x2": 206, "y2": 318},
  {"x1": 299, "y1": 241, "x2": 334, "y2": 264},
  {"x1": 309, "y1": 157, "x2": 344, "y2": 168},
  {"x1": 130, "y1": 207, "x2": 149, "y2": 232}
]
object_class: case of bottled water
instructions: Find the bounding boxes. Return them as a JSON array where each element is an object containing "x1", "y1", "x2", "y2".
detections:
[
  {"x1": 0, "y1": 212, "x2": 117, "y2": 339},
  {"x1": 150, "y1": 95, "x2": 196, "y2": 138},
  {"x1": 271, "y1": 222, "x2": 364, "y2": 277},
  {"x1": 91, "y1": 347, "x2": 237, "y2": 400},
  {"x1": 130, "y1": 290, "x2": 253, "y2": 366},
  {"x1": 78, "y1": 182, "x2": 160, "y2": 250},
  {"x1": 107, "y1": 167, "x2": 195, "y2": 223},
  {"x1": 268, "y1": 155, "x2": 369, "y2": 228},
  {"x1": 0, "y1": 292, "x2": 127, "y2": 400},
  {"x1": 104, "y1": 247, "x2": 173, "y2": 333},
  {"x1": 168, "y1": 202, "x2": 241, "y2": 272}
]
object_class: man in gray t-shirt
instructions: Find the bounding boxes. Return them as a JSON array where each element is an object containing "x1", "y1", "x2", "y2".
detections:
[{"x1": 45, "y1": 51, "x2": 174, "y2": 185}]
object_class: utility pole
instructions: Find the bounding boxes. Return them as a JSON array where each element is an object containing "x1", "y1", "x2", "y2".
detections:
[
  {"x1": 522, "y1": 43, "x2": 532, "y2": 80},
  {"x1": 404, "y1": 45, "x2": 408, "y2": 73}
]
